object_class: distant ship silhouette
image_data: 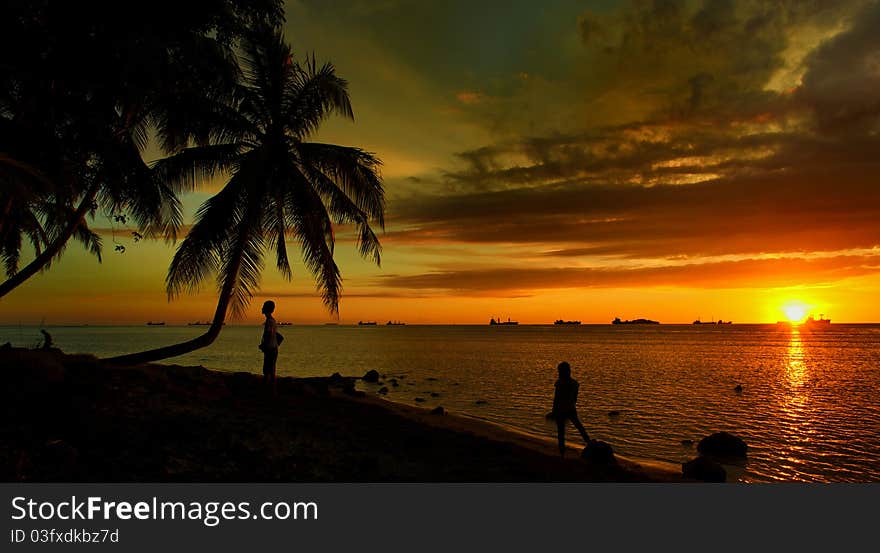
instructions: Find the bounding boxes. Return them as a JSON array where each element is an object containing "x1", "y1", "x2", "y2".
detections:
[
  {"x1": 777, "y1": 314, "x2": 831, "y2": 327},
  {"x1": 146, "y1": 321, "x2": 165, "y2": 326},
  {"x1": 693, "y1": 318, "x2": 732, "y2": 325},
  {"x1": 803, "y1": 314, "x2": 831, "y2": 327},
  {"x1": 554, "y1": 320, "x2": 581, "y2": 325},
  {"x1": 358, "y1": 321, "x2": 377, "y2": 326},
  {"x1": 612, "y1": 317, "x2": 659, "y2": 325},
  {"x1": 490, "y1": 317, "x2": 518, "y2": 326}
]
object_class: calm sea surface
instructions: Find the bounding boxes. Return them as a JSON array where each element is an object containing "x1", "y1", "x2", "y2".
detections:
[{"x1": 3, "y1": 323, "x2": 879, "y2": 482}]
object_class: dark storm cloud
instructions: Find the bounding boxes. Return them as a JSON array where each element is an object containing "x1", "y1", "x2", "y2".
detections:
[
  {"x1": 573, "y1": 0, "x2": 862, "y2": 120},
  {"x1": 797, "y1": 1, "x2": 880, "y2": 134},
  {"x1": 440, "y1": 124, "x2": 793, "y2": 192},
  {"x1": 382, "y1": 1, "x2": 880, "y2": 264},
  {"x1": 389, "y1": 134, "x2": 880, "y2": 259}
]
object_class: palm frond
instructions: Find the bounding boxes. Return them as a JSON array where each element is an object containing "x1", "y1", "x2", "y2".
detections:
[
  {"x1": 22, "y1": 211, "x2": 48, "y2": 256},
  {"x1": 127, "y1": 111, "x2": 151, "y2": 153},
  {"x1": 301, "y1": 162, "x2": 382, "y2": 265},
  {"x1": 220, "y1": 216, "x2": 265, "y2": 319},
  {"x1": 239, "y1": 28, "x2": 293, "y2": 130},
  {"x1": 284, "y1": 59, "x2": 354, "y2": 139},
  {"x1": 297, "y1": 142, "x2": 385, "y2": 227},
  {"x1": 151, "y1": 143, "x2": 244, "y2": 192},
  {"x1": 1, "y1": 224, "x2": 22, "y2": 276},
  {"x1": 144, "y1": 182, "x2": 184, "y2": 243},
  {"x1": 72, "y1": 221, "x2": 102, "y2": 262},
  {"x1": 153, "y1": 91, "x2": 257, "y2": 153},
  {"x1": 166, "y1": 174, "x2": 246, "y2": 298},
  {"x1": 96, "y1": 136, "x2": 185, "y2": 242},
  {"x1": 284, "y1": 164, "x2": 341, "y2": 312},
  {"x1": 263, "y1": 191, "x2": 292, "y2": 280}
]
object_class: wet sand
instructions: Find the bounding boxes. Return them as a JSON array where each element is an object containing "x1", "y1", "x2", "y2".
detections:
[{"x1": 0, "y1": 348, "x2": 678, "y2": 482}]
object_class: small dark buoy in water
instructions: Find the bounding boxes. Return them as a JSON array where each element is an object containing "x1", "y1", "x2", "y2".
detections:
[
  {"x1": 734, "y1": 384, "x2": 743, "y2": 393},
  {"x1": 608, "y1": 410, "x2": 621, "y2": 418}
]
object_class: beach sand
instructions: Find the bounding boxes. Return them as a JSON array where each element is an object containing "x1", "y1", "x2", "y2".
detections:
[{"x1": 0, "y1": 348, "x2": 678, "y2": 482}]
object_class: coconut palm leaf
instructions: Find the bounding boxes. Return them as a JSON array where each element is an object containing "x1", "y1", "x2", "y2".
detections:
[
  {"x1": 166, "y1": 174, "x2": 249, "y2": 298},
  {"x1": 297, "y1": 142, "x2": 385, "y2": 226}
]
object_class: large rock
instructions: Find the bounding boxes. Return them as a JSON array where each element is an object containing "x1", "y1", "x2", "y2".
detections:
[
  {"x1": 697, "y1": 432, "x2": 748, "y2": 458},
  {"x1": 362, "y1": 369, "x2": 380, "y2": 383},
  {"x1": 682, "y1": 456, "x2": 727, "y2": 482},
  {"x1": 580, "y1": 440, "x2": 617, "y2": 466}
]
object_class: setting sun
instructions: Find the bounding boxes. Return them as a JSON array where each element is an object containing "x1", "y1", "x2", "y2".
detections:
[{"x1": 782, "y1": 301, "x2": 809, "y2": 323}]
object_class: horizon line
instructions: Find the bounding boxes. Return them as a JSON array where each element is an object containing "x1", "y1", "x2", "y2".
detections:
[{"x1": 1, "y1": 321, "x2": 878, "y2": 327}]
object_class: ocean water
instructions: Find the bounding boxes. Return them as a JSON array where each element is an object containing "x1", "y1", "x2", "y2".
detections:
[{"x1": 3, "y1": 323, "x2": 879, "y2": 482}]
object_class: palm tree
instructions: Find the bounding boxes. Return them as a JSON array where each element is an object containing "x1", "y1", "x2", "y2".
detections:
[
  {"x1": 0, "y1": 1, "x2": 284, "y2": 299},
  {"x1": 105, "y1": 28, "x2": 385, "y2": 365},
  {"x1": 0, "y1": 153, "x2": 102, "y2": 278}
]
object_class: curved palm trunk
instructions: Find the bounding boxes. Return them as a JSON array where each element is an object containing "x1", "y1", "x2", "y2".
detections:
[
  {"x1": 101, "y1": 284, "x2": 234, "y2": 365},
  {"x1": 0, "y1": 183, "x2": 99, "y2": 299},
  {"x1": 102, "y1": 237, "x2": 245, "y2": 366}
]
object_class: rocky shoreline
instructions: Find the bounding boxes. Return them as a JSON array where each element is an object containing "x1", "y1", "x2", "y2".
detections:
[{"x1": 1, "y1": 347, "x2": 683, "y2": 482}]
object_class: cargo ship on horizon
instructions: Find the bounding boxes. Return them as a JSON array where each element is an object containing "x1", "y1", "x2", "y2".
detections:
[
  {"x1": 612, "y1": 317, "x2": 659, "y2": 325},
  {"x1": 490, "y1": 317, "x2": 519, "y2": 326},
  {"x1": 803, "y1": 314, "x2": 831, "y2": 327}
]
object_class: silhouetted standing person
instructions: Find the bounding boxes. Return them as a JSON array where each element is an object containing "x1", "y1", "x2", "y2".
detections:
[
  {"x1": 259, "y1": 300, "x2": 282, "y2": 395},
  {"x1": 552, "y1": 361, "x2": 590, "y2": 457}
]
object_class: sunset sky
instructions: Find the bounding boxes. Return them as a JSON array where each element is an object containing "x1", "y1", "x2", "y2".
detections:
[{"x1": 4, "y1": 0, "x2": 880, "y2": 325}]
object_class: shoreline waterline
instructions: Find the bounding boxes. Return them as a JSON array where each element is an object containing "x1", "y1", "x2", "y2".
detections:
[
  {"x1": 1, "y1": 348, "x2": 673, "y2": 482},
  {"x1": 2, "y1": 324, "x2": 879, "y2": 482}
]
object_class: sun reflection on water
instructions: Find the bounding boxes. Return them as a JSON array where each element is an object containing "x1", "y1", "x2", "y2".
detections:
[
  {"x1": 786, "y1": 328, "x2": 807, "y2": 389},
  {"x1": 779, "y1": 327, "x2": 815, "y2": 479}
]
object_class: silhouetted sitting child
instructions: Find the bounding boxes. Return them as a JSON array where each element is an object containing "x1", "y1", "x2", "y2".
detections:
[
  {"x1": 552, "y1": 361, "x2": 591, "y2": 458},
  {"x1": 40, "y1": 329, "x2": 53, "y2": 350}
]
